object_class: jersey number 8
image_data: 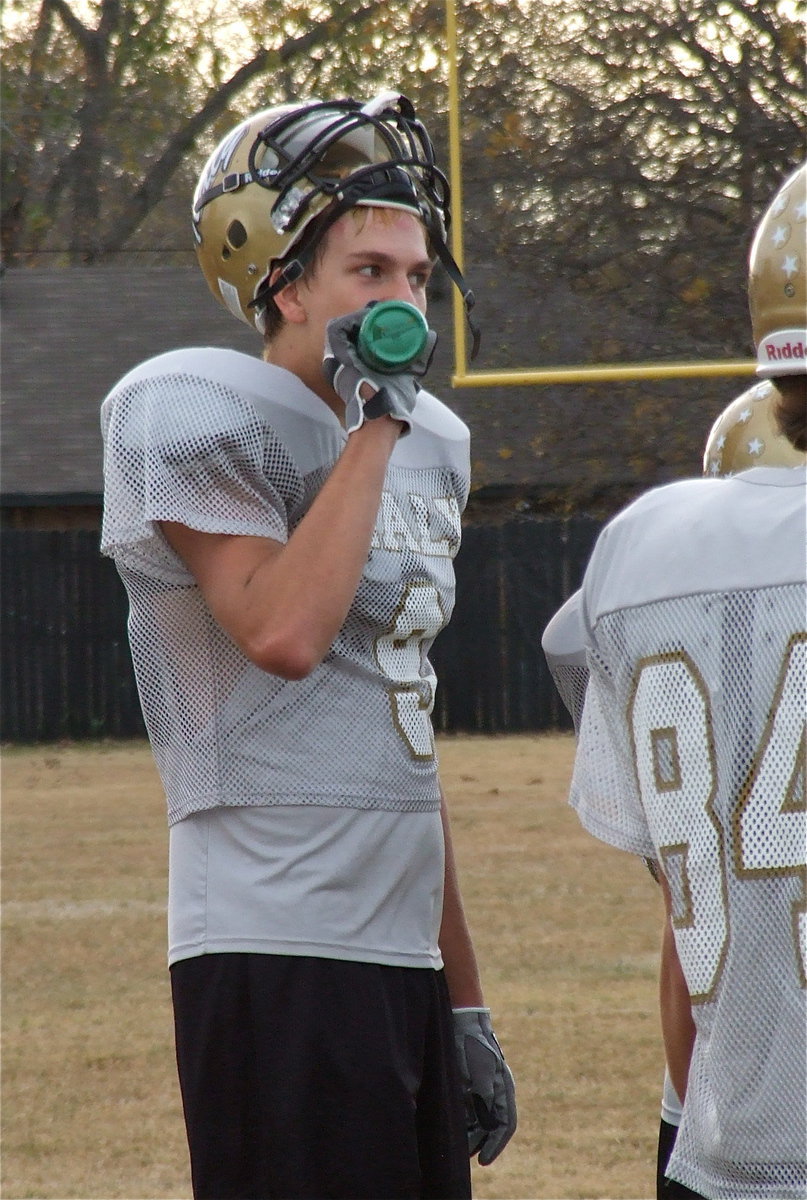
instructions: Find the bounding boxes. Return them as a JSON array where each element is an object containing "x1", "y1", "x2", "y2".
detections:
[
  {"x1": 629, "y1": 634, "x2": 806, "y2": 1002},
  {"x1": 374, "y1": 581, "x2": 446, "y2": 761}
]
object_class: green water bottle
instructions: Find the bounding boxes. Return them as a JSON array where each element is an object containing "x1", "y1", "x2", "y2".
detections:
[{"x1": 356, "y1": 300, "x2": 430, "y2": 373}]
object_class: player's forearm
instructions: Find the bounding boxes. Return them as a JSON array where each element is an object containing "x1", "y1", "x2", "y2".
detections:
[
  {"x1": 240, "y1": 417, "x2": 399, "y2": 676},
  {"x1": 438, "y1": 792, "x2": 485, "y2": 1007},
  {"x1": 659, "y1": 883, "x2": 695, "y2": 1102},
  {"x1": 164, "y1": 416, "x2": 400, "y2": 679}
]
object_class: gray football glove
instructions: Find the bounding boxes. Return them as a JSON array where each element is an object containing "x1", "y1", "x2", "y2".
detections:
[
  {"x1": 322, "y1": 308, "x2": 437, "y2": 435},
  {"x1": 452, "y1": 1007, "x2": 517, "y2": 1166}
]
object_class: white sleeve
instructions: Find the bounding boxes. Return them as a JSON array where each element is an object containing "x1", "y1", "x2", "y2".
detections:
[
  {"x1": 568, "y1": 574, "x2": 656, "y2": 860},
  {"x1": 542, "y1": 590, "x2": 589, "y2": 732},
  {"x1": 101, "y1": 367, "x2": 295, "y2": 567}
]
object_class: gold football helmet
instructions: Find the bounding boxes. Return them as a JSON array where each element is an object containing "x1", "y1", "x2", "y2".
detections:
[
  {"x1": 192, "y1": 91, "x2": 476, "y2": 344},
  {"x1": 748, "y1": 162, "x2": 806, "y2": 377},
  {"x1": 703, "y1": 379, "x2": 806, "y2": 476}
]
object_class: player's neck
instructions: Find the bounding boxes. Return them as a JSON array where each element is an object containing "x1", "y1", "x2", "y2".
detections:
[{"x1": 263, "y1": 335, "x2": 344, "y2": 422}]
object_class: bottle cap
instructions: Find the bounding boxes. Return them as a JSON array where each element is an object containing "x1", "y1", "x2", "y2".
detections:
[{"x1": 357, "y1": 301, "x2": 429, "y2": 372}]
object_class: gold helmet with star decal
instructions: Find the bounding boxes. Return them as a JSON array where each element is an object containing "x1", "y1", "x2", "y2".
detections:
[
  {"x1": 748, "y1": 162, "x2": 806, "y2": 378},
  {"x1": 703, "y1": 379, "x2": 806, "y2": 476}
]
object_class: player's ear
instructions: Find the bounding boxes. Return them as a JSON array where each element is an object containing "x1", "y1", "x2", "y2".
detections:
[{"x1": 270, "y1": 267, "x2": 307, "y2": 325}]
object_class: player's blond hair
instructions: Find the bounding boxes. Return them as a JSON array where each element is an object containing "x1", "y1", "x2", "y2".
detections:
[{"x1": 773, "y1": 378, "x2": 807, "y2": 452}]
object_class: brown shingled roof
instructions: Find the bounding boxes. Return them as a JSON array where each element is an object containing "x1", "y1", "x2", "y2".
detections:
[{"x1": 1, "y1": 266, "x2": 258, "y2": 499}]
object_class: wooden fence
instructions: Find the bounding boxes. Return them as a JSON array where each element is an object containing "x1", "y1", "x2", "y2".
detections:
[{"x1": 1, "y1": 518, "x2": 602, "y2": 742}]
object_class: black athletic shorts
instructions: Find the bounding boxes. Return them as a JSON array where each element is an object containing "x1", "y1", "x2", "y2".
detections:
[
  {"x1": 657, "y1": 1118, "x2": 705, "y2": 1200},
  {"x1": 170, "y1": 953, "x2": 472, "y2": 1200}
]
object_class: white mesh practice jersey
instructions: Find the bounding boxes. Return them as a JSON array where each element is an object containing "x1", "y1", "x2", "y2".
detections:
[
  {"x1": 570, "y1": 466, "x2": 807, "y2": 1199},
  {"x1": 101, "y1": 348, "x2": 470, "y2": 826}
]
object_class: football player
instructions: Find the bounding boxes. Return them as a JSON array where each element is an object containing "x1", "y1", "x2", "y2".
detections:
[
  {"x1": 703, "y1": 376, "x2": 806, "y2": 477},
  {"x1": 565, "y1": 159, "x2": 806, "y2": 1199},
  {"x1": 101, "y1": 92, "x2": 515, "y2": 1199},
  {"x1": 543, "y1": 373, "x2": 806, "y2": 1199}
]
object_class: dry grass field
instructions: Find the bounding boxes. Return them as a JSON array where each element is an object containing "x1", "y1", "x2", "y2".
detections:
[{"x1": 2, "y1": 734, "x2": 666, "y2": 1200}]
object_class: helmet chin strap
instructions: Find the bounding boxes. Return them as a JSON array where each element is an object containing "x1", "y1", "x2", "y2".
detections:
[
  {"x1": 250, "y1": 172, "x2": 481, "y2": 360},
  {"x1": 428, "y1": 230, "x2": 480, "y2": 361}
]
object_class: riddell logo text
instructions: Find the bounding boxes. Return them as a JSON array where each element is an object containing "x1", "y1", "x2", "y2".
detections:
[{"x1": 766, "y1": 341, "x2": 806, "y2": 361}]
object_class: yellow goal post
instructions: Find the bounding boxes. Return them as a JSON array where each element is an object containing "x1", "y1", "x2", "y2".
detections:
[{"x1": 443, "y1": 0, "x2": 756, "y2": 388}]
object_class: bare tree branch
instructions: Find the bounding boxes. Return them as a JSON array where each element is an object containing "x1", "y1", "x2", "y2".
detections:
[{"x1": 101, "y1": 1, "x2": 381, "y2": 252}]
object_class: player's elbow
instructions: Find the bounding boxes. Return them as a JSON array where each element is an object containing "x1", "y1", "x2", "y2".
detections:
[{"x1": 245, "y1": 628, "x2": 324, "y2": 681}]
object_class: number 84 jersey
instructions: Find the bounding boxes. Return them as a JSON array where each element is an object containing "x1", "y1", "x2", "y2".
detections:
[
  {"x1": 101, "y1": 348, "x2": 470, "y2": 826},
  {"x1": 569, "y1": 466, "x2": 807, "y2": 1200}
]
